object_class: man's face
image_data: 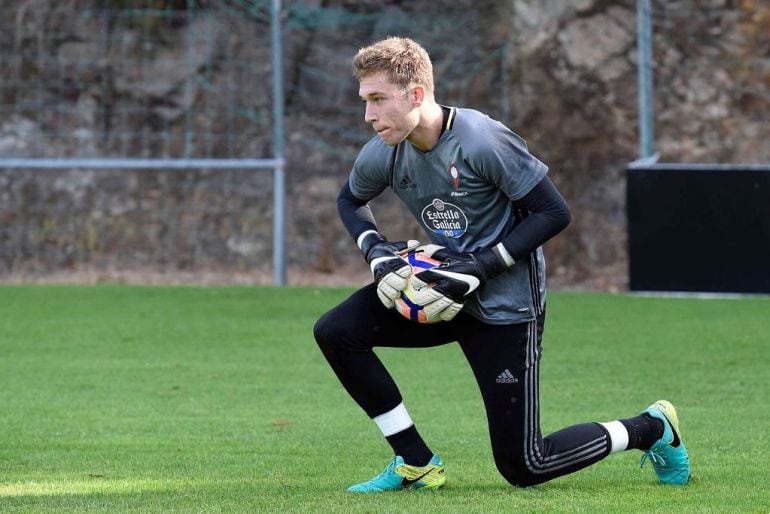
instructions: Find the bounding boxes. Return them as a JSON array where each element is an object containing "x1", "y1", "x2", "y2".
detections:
[{"x1": 358, "y1": 72, "x2": 419, "y2": 146}]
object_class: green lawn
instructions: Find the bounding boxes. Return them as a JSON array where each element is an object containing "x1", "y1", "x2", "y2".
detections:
[{"x1": 1, "y1": 285, "x2": 768, "y2": 512}]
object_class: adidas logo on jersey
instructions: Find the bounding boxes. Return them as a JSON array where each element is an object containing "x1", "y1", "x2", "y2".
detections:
[
  {"x1": 399, "y1": 175, "x2": 416, "y2": 189},
  {"x1": 496, "y1": 369, "x2": 519, "y2": 384}
]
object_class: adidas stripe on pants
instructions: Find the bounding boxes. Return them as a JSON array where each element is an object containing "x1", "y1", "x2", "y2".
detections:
[{"x1": 314, "y1": 283, "x2": 612, "y2": 487}]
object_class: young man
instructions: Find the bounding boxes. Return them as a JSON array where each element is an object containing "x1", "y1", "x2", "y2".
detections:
[{"x1": 313, "y1": 37, "x2": 690, "y2": 492}]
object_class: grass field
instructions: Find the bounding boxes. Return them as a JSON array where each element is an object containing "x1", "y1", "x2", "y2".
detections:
[{"x1": 1, "y1": 285, "x2": 768, "y2": 512}]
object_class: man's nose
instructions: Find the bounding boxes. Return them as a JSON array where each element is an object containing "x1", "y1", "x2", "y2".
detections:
[{"x1": 364, "y1": 103, "x2": 377, "y2": 124}]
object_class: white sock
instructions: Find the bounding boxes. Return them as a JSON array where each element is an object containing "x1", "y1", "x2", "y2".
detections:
[
  {"x1": 373, "y1": 403, "x2": 413, "y2": 437},
  {"x1": 600, "y1": 420, "x2": 630, "y2": 453}
]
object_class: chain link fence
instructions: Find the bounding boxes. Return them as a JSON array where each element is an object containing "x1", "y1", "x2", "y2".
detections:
[
  {"x1": 1, "y1": 1, "x2": 768, "y2": 285},
  {"x1": 1, "y1": 0, "x2": 274, "y2": 159}
]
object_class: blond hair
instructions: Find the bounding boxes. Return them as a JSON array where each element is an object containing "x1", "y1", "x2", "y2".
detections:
[{"x1": 352, "y1": 37, "x2": 434, "y2": 95}]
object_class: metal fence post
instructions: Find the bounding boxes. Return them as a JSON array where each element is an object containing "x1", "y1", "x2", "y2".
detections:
[
  {"x1": 271, "y1": 0, "x2": 286, "y2": 286},
  {"x1": 636, "y1": 0, "x2": 655, "y2": 160}
]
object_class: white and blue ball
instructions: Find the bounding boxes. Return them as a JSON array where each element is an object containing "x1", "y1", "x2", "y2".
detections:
[{"x1": 394, "y1": 251, "x2": 443, "y2": 323}]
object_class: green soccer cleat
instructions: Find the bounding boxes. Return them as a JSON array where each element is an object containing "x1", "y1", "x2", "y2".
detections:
[
  {"x1": 640, "y1": 400, "x2": 691, "y2": 485},
  {"x1": 347, "y1": 454, "x2": 446, "y2": 492}
]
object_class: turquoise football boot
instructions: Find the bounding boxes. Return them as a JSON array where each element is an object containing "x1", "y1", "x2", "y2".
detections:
[
  {"x1": 347, "y1": 454, "x2": 446, "y2": 492},
  {"x1": 640, "y1": 400, "x2": 691, "y2": 485}
]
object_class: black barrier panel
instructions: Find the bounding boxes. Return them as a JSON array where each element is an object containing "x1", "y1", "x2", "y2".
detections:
[{"x1": 627, "y1": 164, "x2": 770, "y2": 293}]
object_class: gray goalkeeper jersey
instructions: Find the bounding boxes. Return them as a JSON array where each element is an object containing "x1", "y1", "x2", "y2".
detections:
[{"x1": 349, "y1": 107, "x2": 548, "y2": 324}]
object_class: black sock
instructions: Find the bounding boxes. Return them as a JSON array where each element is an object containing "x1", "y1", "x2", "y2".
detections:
[
  {"x1": 620, "y1": 413, "x2": 665, "y2": 451},
  {"x1": 385, "y1": 425, "x2": 433, "y2": 467}
]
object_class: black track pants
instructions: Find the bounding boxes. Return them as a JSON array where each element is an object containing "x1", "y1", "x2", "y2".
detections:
[{"x1": 314, "y1": 284, "x2": 611, "y2": 487}]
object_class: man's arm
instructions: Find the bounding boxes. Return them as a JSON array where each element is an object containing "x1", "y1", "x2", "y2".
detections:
[
  {"x1": 498, "y1": 174, "x2": 571, "y2": 261},
  {"x1": 337, "y1": 180, "x2": 378, "y2": 242},
  {"x1": 411, "y1": 175, "x2": 570, "y2": 320},
  {"x1": 422, "y1": 174, "x2": 570, "y2": 279},
  {"x1": 337, "y1": 180, "x2": 419, "y2": 308}
]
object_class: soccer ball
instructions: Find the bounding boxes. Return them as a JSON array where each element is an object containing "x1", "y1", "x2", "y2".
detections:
[{"x1": 394, "y1": 250, "x2": 444, "y2": 324}]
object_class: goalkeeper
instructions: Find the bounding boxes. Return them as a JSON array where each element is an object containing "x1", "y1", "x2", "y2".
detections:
[{"x1": 313, "y1": 37, "x2": 690, "y2": 492}]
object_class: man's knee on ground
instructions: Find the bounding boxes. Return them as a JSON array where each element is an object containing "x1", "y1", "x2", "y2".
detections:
[{"x1": 494, "y1": 458, "x2": 543, "y2": 488}]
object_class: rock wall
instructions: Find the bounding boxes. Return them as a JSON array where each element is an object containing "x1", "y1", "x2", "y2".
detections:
[{"x1": 1, "y1": 0, "x2": 768, "y2": 287}]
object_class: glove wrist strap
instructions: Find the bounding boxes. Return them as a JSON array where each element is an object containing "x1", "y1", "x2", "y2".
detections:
[
  {"x1": 493, "y1": 242, "x2": 516, "y2": 267},
  {"x1": 476, "y1": 243, "x2": 515, "y2": 279},
  {"x1": 357, "y1": 230, "x2": 386, "y2": 262}
]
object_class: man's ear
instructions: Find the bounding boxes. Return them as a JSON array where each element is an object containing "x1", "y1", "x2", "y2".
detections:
[{"x1": 410, "y1": 85, "x2": 425, "y2": 107}]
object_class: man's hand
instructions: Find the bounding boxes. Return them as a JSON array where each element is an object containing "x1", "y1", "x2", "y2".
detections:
[
  {"x1": 357, "y1": 230, "x2": 420, "y2": 308},
  {"x1": 410, "y1": 243, "x2": 514, "y2": 321}
]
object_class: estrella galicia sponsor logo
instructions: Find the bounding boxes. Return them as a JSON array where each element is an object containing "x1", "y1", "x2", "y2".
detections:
[{"x1": 421, "y1": 198, "x2": 468, "y2": 238}]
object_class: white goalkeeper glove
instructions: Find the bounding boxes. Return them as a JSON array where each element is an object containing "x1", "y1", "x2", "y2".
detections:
[
  {"x1": 410, "y1": 243, "x2": 515, "y2": 321},
  {"x1": 357, "y1": 230, "x2": 420, "y2": 309}
]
